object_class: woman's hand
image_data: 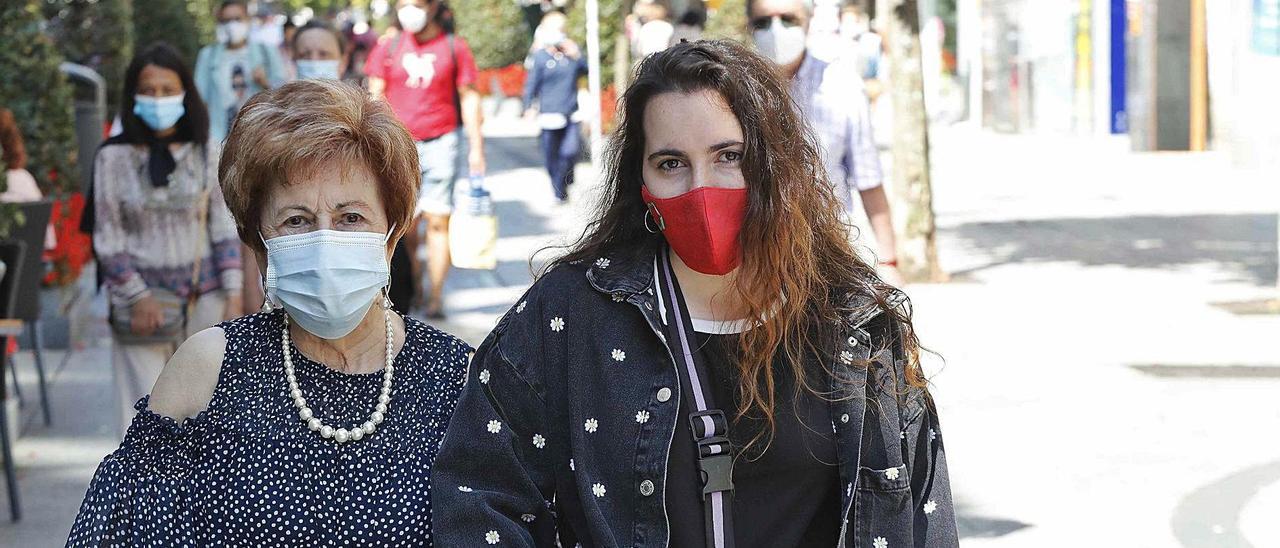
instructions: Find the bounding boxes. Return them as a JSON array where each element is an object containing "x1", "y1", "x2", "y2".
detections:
[
  {"x1": 468, "y1": 147, "x2": 486, "y2": 177},
  {"x1": 252, "y1": 66, "x2": 270, "y2": 89},
  {"x1": 223, "y1": 291, "x2": 244, "y2": 320},
  {"x1": 130, "y1": 296, "x2": 165, "y2": 336},
  {"x1": 877, "y1": 263, "x2": 905, "y2": 287}
]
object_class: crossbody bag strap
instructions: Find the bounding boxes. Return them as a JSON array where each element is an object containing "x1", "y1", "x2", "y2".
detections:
[{"x1": 657, "y1": 248, "x2": 736, "y2": 548}]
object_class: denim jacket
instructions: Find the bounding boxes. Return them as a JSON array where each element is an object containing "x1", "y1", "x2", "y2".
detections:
[{"x1": 432, "y1": 242, "x2": 958, "y2": 547}]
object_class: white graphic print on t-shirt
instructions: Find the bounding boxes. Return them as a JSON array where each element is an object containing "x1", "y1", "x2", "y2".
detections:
[{"x1": 402, "y1": 52, "x2": 436, "y2": 88}]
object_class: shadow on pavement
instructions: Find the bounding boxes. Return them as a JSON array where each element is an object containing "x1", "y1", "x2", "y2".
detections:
[
  {"x1": 949, "y1": 213, "x2": 1278, "y2": 286},
  {"x1": 1170, "y1": 458, "x2": 1280, "y2": 548},
  {"x1": 484, "y1": 134, "x2": 543, "y2": 174},
  {"x1": 955, "y1": 502, "x2": 1033, "y2": 539}
]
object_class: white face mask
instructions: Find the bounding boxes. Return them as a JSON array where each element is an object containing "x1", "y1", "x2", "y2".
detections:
[
  {"x1": 753, "y1": 17, "x2": 807, "y2": 66},
  {"x1": 218, "y1": 21, "x2": 251, "y2": 45},
  {"x1": 264, "y1": 228, "x2": 393, "y2": 340},
  {"x1": 295, "y1": 59, "x2": 342, "y2": 80},
  {"x1": 398, "y1": 5, "x2": 429, "y2": 34}
]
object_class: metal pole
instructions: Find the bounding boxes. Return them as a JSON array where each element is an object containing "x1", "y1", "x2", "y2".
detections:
[{"x1": 585, "y1": 0, "x2": 604, "y2": 176}]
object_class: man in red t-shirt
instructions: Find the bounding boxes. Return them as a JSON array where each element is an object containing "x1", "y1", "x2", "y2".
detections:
[{"x1": 366, "y1": 0, "x2": 485, "y2": 319}]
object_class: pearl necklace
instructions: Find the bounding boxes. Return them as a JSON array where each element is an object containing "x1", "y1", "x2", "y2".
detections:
[{"x1": 282, "y1": 304, "x2": 395, "y2": 444}]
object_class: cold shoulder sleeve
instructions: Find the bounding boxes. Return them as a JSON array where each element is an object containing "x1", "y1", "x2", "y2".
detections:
[{"x1": 66, "y1": 397, "x2": 210, "y2": 547}]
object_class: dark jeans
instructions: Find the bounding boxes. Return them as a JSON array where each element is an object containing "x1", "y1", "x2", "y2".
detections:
[{"x1": 539, "y1": 121, "x2": 580, "y2": 200}]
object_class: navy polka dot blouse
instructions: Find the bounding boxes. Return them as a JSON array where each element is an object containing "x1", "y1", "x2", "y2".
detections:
[{"x1": 67, "y1": 310, "x2": 471, "y2": 546}]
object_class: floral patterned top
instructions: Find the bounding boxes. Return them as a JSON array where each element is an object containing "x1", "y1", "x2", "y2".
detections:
[
  {"x1": 92, "y1": 141, "x2": 242, "y2": 306},
  {"x1": 66, "y1": 310, "x2": 471, "y2": 546}
]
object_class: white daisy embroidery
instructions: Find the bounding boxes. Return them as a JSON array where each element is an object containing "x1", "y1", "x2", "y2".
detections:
[
  {"x1": 595, "y1": 258, "x2": 611, "y2": 269},
  {"x1": 592, "y1": 483, "x2": 607, "y2": 497},
  {"x1": 486, "y1": 530, "x2": 500, "y2": 544},
  {"x1": 885, "y1": 467, "x2": 900, "y2": 480},
  {"x1": 487, "y1": 420, "x2": 502, "y2": 434},
  {"x1": 584, "y1": 418, "x2": 599, "y2": 433},
  {"x1": 635, "y1": 410, "x2": 650, "y2": 424},
  {"x1": 873, "y1": 537, "x2": 888, "y2": 548},
  {"x1": 924, "y1": 500, "x2": 938, "y2": 514},
  {"x1": 839, "y1": 350, "x2": 854, "y2": 364},
  {"x1": 569, "y1": 458, "x2": 575, "y2": 471},
  {"x1": 521, "y1": 513, "x2": 536, "y2": 523},
  {"x1": 516, "y1": 300, "x2": 527, "y2": 313},
  {"x1": 611, "y1": 349, "x2": 626, "y2": 362},
  {"x1": 458, "y1": 485, "x2": 474, "y2": 492},
  {"x1": 612, "y1": 293, "x2": 626, "y2": 302},
  {"x1": 479, "y1": 369, "x2": 491, "y2": 384},
  {"x1": 929, "y1": 428, "x2": 937, "y2": 441},
  {"x1": 533, "y1": 434, "x2": 546, "y2": 449},
  {"x1": 550, "y1": 317, "x2": 565, "y2": 332}
]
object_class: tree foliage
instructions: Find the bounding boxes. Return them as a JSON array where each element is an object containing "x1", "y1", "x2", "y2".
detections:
[
  {"x1": 43, "y1": 0, "x2": 136, "y2": 116},
  {"x1": 453, "y1": 0, "x2": 532, "y2": 70},
  {"x1": 703, "y1": 0, "x2": 748, "y2": 44},
  {"x1": 133, "y1": 0, "x2": 216, "y2": 67},
  {"x1": 0, "y1": 0, "x2": 78, "y2": 193},
  {"x1": 567, "y1": 0, "x2": 626, "y2": 87}
]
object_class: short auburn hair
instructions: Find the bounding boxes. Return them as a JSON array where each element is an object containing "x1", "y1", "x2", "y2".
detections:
[
  {"x1": 0, "y1": 108, "x2": 27, "y2": 170},
  {"x1": 219, "y1": 79, "x2": 418, "y2": 255}
]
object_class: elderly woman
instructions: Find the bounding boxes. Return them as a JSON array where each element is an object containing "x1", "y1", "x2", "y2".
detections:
[{"x1": 67, "y1": 79, "x2": 470, "y2": 546}]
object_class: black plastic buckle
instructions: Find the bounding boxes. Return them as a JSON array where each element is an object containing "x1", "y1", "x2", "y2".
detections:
[
  {"x1": 689, "y1": 409, "x2": 729, "y2": 439},
  {"x1": 689, "y1": 410, "x2": 734, "y2": 496}
]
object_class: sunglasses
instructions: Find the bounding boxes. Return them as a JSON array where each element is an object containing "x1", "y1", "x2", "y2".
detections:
[{"x1": 750, "y1": 14, "x2": 802, "y2": 30}]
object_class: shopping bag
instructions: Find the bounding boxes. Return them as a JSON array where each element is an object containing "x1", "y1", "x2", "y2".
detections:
[{"x1": 449, "y1": 175, "x2": 498, "y2": 270}]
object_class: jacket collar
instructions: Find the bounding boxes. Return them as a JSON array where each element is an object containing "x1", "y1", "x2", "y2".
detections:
[
  {"x1": 584, "y1": 238, "x2": 893, "y2": 331},
  {"x1": 584, "y1": 238, "x2": 662, "y2": 298}
]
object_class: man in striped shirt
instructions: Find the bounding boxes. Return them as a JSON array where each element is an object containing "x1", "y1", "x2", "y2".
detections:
[{"x1": 749, "y1": 0, "x2": 903, "y2": 285}]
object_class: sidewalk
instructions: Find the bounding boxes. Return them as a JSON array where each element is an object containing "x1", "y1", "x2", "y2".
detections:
[
  {"x1": 1, "y1": 116, "x2": 1276, "y2": 546},
  {"x1": 914, "y1": 126, "x2": 1280, "y2": 547}
]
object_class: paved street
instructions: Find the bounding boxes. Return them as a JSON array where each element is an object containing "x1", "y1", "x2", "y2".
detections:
[{"x1": 1, "y1": 111, "x2": 1276, "y2": 546}]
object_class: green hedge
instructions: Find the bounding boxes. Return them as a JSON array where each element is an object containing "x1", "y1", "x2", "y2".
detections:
[
  {"x1": 453, "y1": 0, "x2": 532, "y2": 70},
  {"x1": 0, "y1": 1, "x2": 78, "y2": 194},
  {"x1": 134, "y1": 0, "x2": 216, "y2": 67},
  {"x1": 44, "y1": 0, "x2": 136, "y2": 116}
]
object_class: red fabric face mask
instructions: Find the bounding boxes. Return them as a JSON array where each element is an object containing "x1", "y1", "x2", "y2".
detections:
[{"x1": 641, "y1": 185, "x2": 748, "y2": 275}]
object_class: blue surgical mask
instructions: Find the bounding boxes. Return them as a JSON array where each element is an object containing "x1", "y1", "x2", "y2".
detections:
[
  {"x1": 295, "y1": 59, "x2": 342, "y2": 80},
  {"x1": 133, "y1": 94, "x2": 186, "y2": 132},
  {"x1": 264, "y1": 228, "x2": 393, "y2": 340}
]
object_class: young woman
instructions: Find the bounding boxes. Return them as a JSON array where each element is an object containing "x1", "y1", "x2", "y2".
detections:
[
  {"x1": 90, "y1": 43, "x2": 243, "y2": 438},
  {"x1": 433, "y1": 40, "x2": 957, "y2": 547}
]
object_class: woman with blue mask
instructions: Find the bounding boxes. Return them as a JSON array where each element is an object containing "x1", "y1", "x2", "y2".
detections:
[
  {"x1": 81, "y1": 42, "x2": 244, "y2": 440},
  {"x1": 68, "y1": 78, "x2": 471, "y2": 547},
  {"x1": 291, "y1": 20, "x2": 349, "y2": 82}
]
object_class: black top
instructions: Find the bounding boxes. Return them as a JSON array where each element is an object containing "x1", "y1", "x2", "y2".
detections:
[{"x1": 666, "y1": 331, "x2": 842, "y2": 548}]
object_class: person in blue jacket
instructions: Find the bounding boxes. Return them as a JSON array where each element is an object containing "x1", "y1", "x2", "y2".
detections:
[
  {"x1": 522, "y1": 10, "x2": 589, "y2": 204},
  {"x1": 195, "y1": 0, "x2": 287, "y2": 143}
]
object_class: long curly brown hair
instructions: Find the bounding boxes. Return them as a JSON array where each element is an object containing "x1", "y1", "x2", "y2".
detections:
[{"x1": 554, "y1": 40, "x2": 924, "y2": 447}]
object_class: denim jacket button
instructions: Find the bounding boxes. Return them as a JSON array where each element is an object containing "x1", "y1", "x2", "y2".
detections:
[
  {"x1": 656, "y1": 387, "x2": 672, "y2": 402},
  {"x1": 639, "y1": 480, "x2": 655, "y2": 496},
  {"x1": 840, "y1": 413, "x2": 850, "y2": 423},
  {"x1": 847, "y1": 336, "x2": 858, "y2": 346},
  {"x1": 645, "y1": 301, "x2": 654, "y2": 311}
]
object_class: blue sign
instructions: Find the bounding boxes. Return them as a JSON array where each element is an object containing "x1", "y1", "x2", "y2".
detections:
[
  {"x1": 1256, "y1": 0, "x2": 1280, "y2": 55},
  {"x1": 1110, "y1": 0, "x2": 1127, "y2": 134}
]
